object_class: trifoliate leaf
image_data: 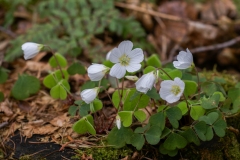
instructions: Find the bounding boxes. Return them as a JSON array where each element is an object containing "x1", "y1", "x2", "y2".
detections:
[
  {"x1": 149, "y1": 111, "x2": 165, "y2": 130},
  {"x1": 49, "y1": 53, "x2": 67, "y2": 68},
  {"x1": 50, "y1": 83, "x2": 67, "y2": 100},
  {"x1": 92, "y1": 99, "x2": 103, "y2": 112},
  {"x1": 43, "y1": 70, "x2": 69, "y2": 89},
  {"x1": 163, "y1": 132, "x2": 187, "y2": 150},
  {"x1": 143, "y1": 66, "x2": 155, "y2": 74},
  {"x1": 67, "y1": 62, "x2": 86, "y2": 75},
  {"x1": 177, "y1": 102, "x2": 188, "y2": 115},
  {"x1": 181, "y1": 128, "x2": 200, "y2": 145},
  {"x1": 213, "y1": 119, "x2": 227, "y2": 137},
  {"x1": 72, "y1": 115, "x2": 96, "y2": 135},
  {"x1": 68, "y1": 105, "x2": 78, "y2": 116},
  {"x1": 193, "y1": 121, "x2": 207, "y2": 141},
  {"x1": 118, "y1": 111, "x2": 133, "y2": 127},
  {"x1": 11, "y1": 74, "x2": 40, "y2": 100},
  {"x1": 146, "y1": 54, "x2": 161, "y2": 68},
  {"x1": 165, "y1": 107, "x2": 182, "y2": 128},
  {"x1": 159, "y1": 144, "x2": 178, "y2": 157},
  {"x1": 202, "y1": 94, "x2": 220, "y2": 109},
  {"x1": 146, "y1": 87, "x2": 160, "y2": 100},
  {"x1": 190, "y1": 105, "x2": 205, "y2": 120},
  {"x1": 183, "y1": 80, "x2": 197, "y2": 97},
  {"x1": 145, "y1": 125, "x2": 162, "y2": 145},
  {"x1": 107, "y1": 127, "x2": 134, "y2": 148},
  {"x1": 134, "y1": 110, "x2": 146, "y2": 122},
  {"x1": 130, "y1": 133, "x2": 145, "y2": 150},
  {"x1": 199, "y1": 112, "x2": 219, "y2": 125}
]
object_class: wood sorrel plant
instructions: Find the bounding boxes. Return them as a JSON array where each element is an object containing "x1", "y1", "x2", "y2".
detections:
[{"x1": 21, "y1": 40, "x2": 239, "y2": 157}]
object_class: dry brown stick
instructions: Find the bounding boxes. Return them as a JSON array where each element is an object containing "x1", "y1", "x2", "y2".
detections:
[
  {"x1": 114, "y1": 2, "x2": 182, "y2": 21},
  {"x1": 191, "y1": 36, "x2": 240, "y2": 53}
]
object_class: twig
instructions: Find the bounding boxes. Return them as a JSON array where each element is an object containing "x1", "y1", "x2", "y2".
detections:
[
  {"x1": 191, "y1": 36, "x2": 240, "y2": 53},
  {"x1": 114, "y1": 2, "x2": 182, "y2": 21},
  {"x1": 0, "y1": 121, "x2": 9, "y2": 129}
]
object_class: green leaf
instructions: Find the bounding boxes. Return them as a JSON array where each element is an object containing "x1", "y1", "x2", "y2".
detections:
[
  {"x1": 43, "y1": 70, "x2": 69, "y2": 89},
  {"x1": 80, "y1": 81, "x2": 96, "y2": 91},
  {"x1": 146, "y1": 54, "x2": 161, "y2": 68},
  {"x1": 0, "y1": 92, "x2": 4, "y2": 102},
  {"x1": 213, "y1": 91, "x2": 225, "y2": 102},
  {"x1": 190, "y1": 105, "x2": 205, "y2": 120},
  {"x1": 11, "y1": 74, "x2": 40, "y2": 100},
  {"x1": 177, "y1": 102, "x2": 188, "y2": 115},
  {"x1": 134, "y1": 124, "x2": 150, "y2": 134},
  {"x1": 107, "y1": 126, "x2": 134, "y2": 148},
  {"x1": 213, "y1": 119, "x2": 227, "y2": 137},
  {"x1": 201, "y1": 81, "x2": 226, "y2": 96},
  {"x1": 199, "y1": 112, "x2": 219, "y2": 125},
  {"x1": 165, "y1": 107, "x2": 182, "y2": 128},
  {"x1": 161, "y1": 127, "x2": 171, "y2": 139},
  {"x1": 159, "y1": 144, "x2": 178, "y2": 157},
  {"x1": 145, "y1": 125, "x2": 162, "y2": 145},
  {"x1": 68, "y1": 105, "x2": 78, "y2": 116},
  {"x1": 146, "y1": 87, "x2": 160, "y2": 100},
  {"x1": 143, "y1": 66, "x2": 156, "y2": 74},
  {"x1": 193, "y1": 121, "x2": 207, "y2": 141},
  {"x1": 163, "y1": 132, "x2": 187, "y2": 150},
  {"x1": 159, "y1": 69, "x2": 182, "y2": 80},
  {"x1": 67, "y1": 62, "x2": 86, "y2": 75},
  {"x1": 130, "y1": 133, "x2": 145, "y2": 150},
  {"x1": 202, "y1": 94, "x2": 220, "y2": 109},
  {"x1": 183, "y1": 80, "x2": 197, "y2": 97},
  {"x1": 134, "y1": 110, "x2": 146, "y2": 122},
  {"x1": 118, "y1": 111, "x2": 133, "y2": 127},
  {"x1": 49, "y1": 53, "x2": 67, "y2": 68},
  {"x1": 91, "y1": 99, "x2": 103, "y2": 112},
  {"x1": 181, "y1": 128, "x2": 200, "y2": 145},
  {"x1": 50, "y1": 83, "x2": 67, "y2": 100},
  {"x1": 0, "y1": 67, "x2": 8, "y2": 84},
  {"x1": 149, "y1": 112, "x2": 165, "y2": 130},
  {"x1": 228, "y1": 88, "x2": 240, "y2": 102},
  {"x1": 72, "y1": 115, "x2": 96, "y2": 135},
  {"x1": 79, "y1": 103, "x2": 90, "y2": 117},
  {"x1": 205, "y1": 126, "x2": 213, "y2": 141}
]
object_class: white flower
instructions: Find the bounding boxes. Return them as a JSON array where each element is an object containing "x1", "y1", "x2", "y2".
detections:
[
  {"x1": 135, "y1": 71, "x2": 157, "y2": 94},
  {"x1": 22, "y1": 42, "x2": 44, "y2": 60},
  {"x1": 109, "y1": 40, "x2": 144, "y2": 79},
  {"x1": 87, "y1": 64, "x2": 109, "y2": 81},
  {"x1": 80, "y1": 87, "x2": 99, "y2": 104},
  {"x1": 106, "y1": 50, "x2": 112, "y2": 60},
  {"x1": 159, "y1": 77, "x2": 185, "y2": 103},
  {"x1": 125, "y1": 76, "x2": 139, "y2": 81},
  {"x1": 173, "y1": 48, "x2": 193, "y2": 69},
  {"x1": 116, "y1": 115, "x2": 121, "y2": 130}
]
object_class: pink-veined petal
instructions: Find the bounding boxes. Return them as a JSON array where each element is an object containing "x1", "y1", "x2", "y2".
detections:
[
  {"x1": 125, "y1": 63, "x2": 141, "y2": 72},
  {"x1": 109, "y1": 63, "x2": 126, "y2": 79},
  {"x1": 118, "y1": 40, "x2": 133, "y2": 54}
]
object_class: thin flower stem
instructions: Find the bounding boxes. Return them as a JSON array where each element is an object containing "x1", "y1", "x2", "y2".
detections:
[
  {"x1": 104, "y1": 88, "x2": 117, "y2": 112},
  {"x1": 115, "y1": 78, "x2": 122, "y2": 110},
  {"x1": 45, "y1": 45, "x2": 65, "y2": 79},
  {"x1": 194, "y1": 65, "x2": 200, "y2": 100},
  {"x1": 133, "y1": 94, "x2": 143, "y2": 112}
]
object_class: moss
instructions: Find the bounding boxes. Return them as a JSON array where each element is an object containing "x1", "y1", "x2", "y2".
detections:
[
  {"x1": 222, "y1": 131, "x2": 240, "y2": 160},
  {"x1": 71, "y1": 146, "x2": 133, "y2": 160}
]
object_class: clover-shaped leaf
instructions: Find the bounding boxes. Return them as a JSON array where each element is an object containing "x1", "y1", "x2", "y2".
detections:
[
  {"x1": 159, "y1": 144, "x2": 178, "y2": 157},
  {"x1": 11, "y1": 74, "x2": 40, "y2": 100},
  {"x1": 145, "y1": 125, "x2": 162, "y2": 145},
  {"x1": 146, "y1": 87, "x2": 160, "y2": 100},
  {"x1": 201, "y1": 81, "x2": 226, "y2": 96},
  {"x1": 134, "y1": 124, "x2": 150, "y2": 134},
  {"x1": 72, "y1": 115, "x2": 96, "y2": 135},
  {"x1": 193, "y1": 121, "x2": 207, "y2": 141},
  {"x1": 130, "y1": 133, "x2": 145, "y2": 150},
  {"x1": 149, "y1": 111, "x2": 165, "y2": 130},
  {"x1": 213, "y1": 91, "x2": 225, "y2": 102},
  {"x1": 43, "y1": 70, "x2": 69, "y2": 89},
  {"x1": 67, "y1": 62, "x2": 86, "y2": 75},
  {"x1": 118, "y1": 111, "x2": 133, "y2": 127},
  {"x1": 190, "y1": 105, "x2": 205, "y2": 120},
  {"x1": 181, "y1": 128, "x2": 200, "y2": 145},
  {"x1": 183, "y1": 80, "x2": 197, "y2": 97},
  {"x1": 205, "y1": 126, "x2": 214, "y2": 141},
  {"x1": 166, "y1": 107, "x2": 182, "y2": 128},
  {"x1": 199, "y1": 112, "x2": 219, "y2": 125},
  {"x1": 177, "y1": 101, "x2": 188, "y2": 115},
  {"x1": 143, "y1": 66, "x2": 155, "y2": 74},
  {"x1": 134, "y1": 110, "x2": 146, "y2": 122},
  {"x1": 163, "y1": 132, "x2": 187, "y2": 150},
  {"x1": 50, "y1": 79, "x2": 70, "y2": 100},
  {"x1": 202, "y1": 94, "x2": 220, "y2": 109},
  {"x1": 90, "y1": 99, "x2": 103, "y2": 113},
  {"x1": 159, "y1": 69, "x2": 182, "y2": 80},
  {"x1": 49, "y1": 53, "x2": 67, "y2": 68},
  {"x1": 107, "y1": 126, "x2": 134, "y2": 148},
  {"x1": 213, "y1": 119, "x2": 227, "y2": 137}
]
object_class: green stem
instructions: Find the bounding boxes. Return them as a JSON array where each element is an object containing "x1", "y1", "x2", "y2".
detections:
[{"x1": 45, "y1": 45, "x2": 65, "y2": 79}]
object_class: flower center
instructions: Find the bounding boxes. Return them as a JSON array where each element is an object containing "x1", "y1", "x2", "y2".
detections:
[
  {"x1": 119, "y1": 54, "x2": 130, "y2": 66},
  {"x1": 171, "y1": 85, "x2": 181, "y2": 96}
]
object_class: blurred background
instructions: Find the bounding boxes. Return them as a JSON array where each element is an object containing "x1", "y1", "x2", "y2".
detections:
[{"x1": 1, "y1": 0, "x2": 240, "y2": 72}]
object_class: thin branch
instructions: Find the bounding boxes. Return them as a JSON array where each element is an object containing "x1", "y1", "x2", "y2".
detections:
[
  {"x1": 191, "y1": 36, "x2": 240, "y2": 53},
  {"x1": 114, "y1": 2, "x2": 182, "y2": 21}
]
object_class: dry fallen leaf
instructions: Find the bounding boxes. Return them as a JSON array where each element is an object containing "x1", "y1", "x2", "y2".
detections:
[
  {"x1": 0, "y1": 100, "x2": 13, "y2": 116},
  {"x1": 50, "y1": 113, "x2": 69, "y2": 127}
]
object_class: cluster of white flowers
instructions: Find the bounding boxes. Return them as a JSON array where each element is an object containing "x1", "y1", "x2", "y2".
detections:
[{"x1": 21, "y1": 41, "x2": 194, "y2": 130}]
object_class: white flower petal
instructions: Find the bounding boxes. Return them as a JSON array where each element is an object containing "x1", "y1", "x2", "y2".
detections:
[
  {"x1": 165, "y1": 94, "x2": 180, "y2": 103},
  {"x1": 125, "y1": 63, "x2": 141, "y2": 72},
  {"x1": 135, "y1": 72, "x2": 156, "y2": 93},
  {"x1": 173, "y1": 49, "x2": 193, "y2": 69},
  {"x1": 22, "y1": 42, "x2": 43, "y2": 60},
  {"x1": 127, "y1": 48, "x2": 144, "y2": 63},
  {"x1": 87, "y1": 64, "x2": 109, "y2": 81},
  {"x1": 106, "y1": 50, "x2": 112, "y2": 60},
  {"x1": 173, "y1": 61, "x2": 192, "y2": 69},
  {"x1": 116, "y1": 116, "x2": 121, "y2": 129},
  {"x1": 109, "y1": 48, "x2": 122, "y2": 63},
  {"x1": 109, "y1": 63, "x2": 126, "y2": 79},
  {"x1": 118, "y1": 40, "x2": 133, "y2": 54},
  {"x1": 125, "y1": 76, "x2": 139, "y2": 81},
  {"x1": 80, "y1": 88, "x2": 99, "y2": 104}
]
